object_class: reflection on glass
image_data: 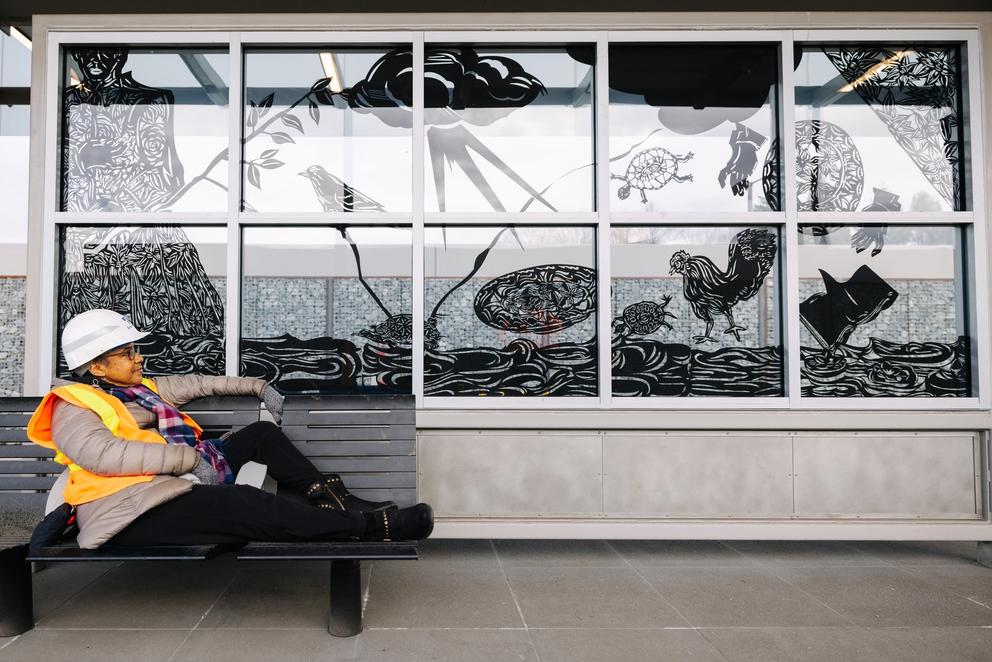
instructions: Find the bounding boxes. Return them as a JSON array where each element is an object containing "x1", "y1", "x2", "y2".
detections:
[
  {"x1": 57, "y1": 226, "x2": 227, "y2": 377},
  {"x1": 425, "y1": 226, "x2": 596, "y2": 396},
  {"x1": 609, "y1": 44, "x2": 780, "y2": 212},
  {"x1": 612, "y1": 226, "x2": 782, "y2": 397},
  {"x1": 240, "y1": 226, "x2": 412, "y2": 394},
  {"x1": 242, "y1": 48, "x2": 412, "y2": 213},
  {"x1": 424, "y1": 46, "x2": 595, "y2": 213},
  {"x1": 790, "y1": 45, "x2": 966, "y2": 212},
  {"x1": 798, "y1": 225, "x2": 970, "y2": 397},
  {"x1": 59, "y1": 47, "x2": 229, "y2": 213}
]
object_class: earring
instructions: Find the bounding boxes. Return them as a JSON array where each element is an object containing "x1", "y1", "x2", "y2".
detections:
[{"x1": 91, "y1": 378, "x2": 100, "y2": 387}]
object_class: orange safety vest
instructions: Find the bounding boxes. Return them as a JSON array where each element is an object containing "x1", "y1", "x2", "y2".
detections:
[{"x1": 27, "y1": 378, "x2": 203, "y2": 506}]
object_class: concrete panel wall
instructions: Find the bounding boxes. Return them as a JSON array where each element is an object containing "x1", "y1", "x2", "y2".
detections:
[{"x1": 418, "y1": 430, "x2": 982, "y2": 520}]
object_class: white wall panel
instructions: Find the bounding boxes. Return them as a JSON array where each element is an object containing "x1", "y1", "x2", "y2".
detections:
[
  {"x1": 418, "y1": 431, "x2": 602, "y2": 516},
  {"x1": 603, "y1": 432, "x2": 794, "y2": 516},
  {"x1": 793, "y1": 433, "x2": 980, "y2": 518}
]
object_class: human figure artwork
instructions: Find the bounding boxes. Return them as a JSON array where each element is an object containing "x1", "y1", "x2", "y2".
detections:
[
  {"x1": 59, "y1": 226, "x2": 224, "y2": 376},
  {"x1": 61, "y1": 48, "x2": 184, "y2": 212}
]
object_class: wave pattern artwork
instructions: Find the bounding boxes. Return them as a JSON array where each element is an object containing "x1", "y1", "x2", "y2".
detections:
[
  {"x1": 425, "y1": 339, "x2": 597, "y2": 397},
  {"x1": 801, "y1": 337, "x2": 970, "y2": 397},
  {"x1": 58, "y1": 226, "x2": 225, "y2": 376},
  {"x1": 612, "y1": 342, "x2": 783, "y2": 397}
]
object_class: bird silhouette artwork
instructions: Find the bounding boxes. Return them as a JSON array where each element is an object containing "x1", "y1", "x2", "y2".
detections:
[
  {"x1": 669, "y1": 228, "x2": 777, "y2": 344},
  {"x1": 299, "y1": 165, "x2": 386, "y2": 213}
]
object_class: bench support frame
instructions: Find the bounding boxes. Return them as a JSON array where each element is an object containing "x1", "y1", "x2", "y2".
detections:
[
  {"x1": 329, "y1": 559, "x2": 363, "y2": 637},
  {"x1": 0, "y1": 545, "x2": 32, "y2": 637}
]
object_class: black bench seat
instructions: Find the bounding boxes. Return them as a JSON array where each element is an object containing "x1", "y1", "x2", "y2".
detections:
[{"x1": 27, "y1": 542, "x2": 230, "y2": 562}]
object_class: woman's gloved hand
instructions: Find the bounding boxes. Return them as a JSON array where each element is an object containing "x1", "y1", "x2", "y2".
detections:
[
  {"x1": 189, "y1": 456, "x2": 219, "y2": 485},
  {"x1": 261, "y1": 384, "x2": 285, "y2": 425}
]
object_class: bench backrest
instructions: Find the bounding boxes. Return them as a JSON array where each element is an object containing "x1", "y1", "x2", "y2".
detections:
[
  {"x1": 0, "y1": 398, "x2": 57, "y2": 536},
  {"x1": 281, "y1": 395, "x2": 416, "y2": 507}
]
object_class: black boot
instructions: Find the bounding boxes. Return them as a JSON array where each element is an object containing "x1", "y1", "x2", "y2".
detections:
[
  {"x1": 304, "y1": 475, "x2": 398, "y2": 513},
  {"x1": 323, "y1": 474, "x2": 398, "y2": 513},
  {"x1": 362, "y1": 503, "x2": 434, "y2": 541}
]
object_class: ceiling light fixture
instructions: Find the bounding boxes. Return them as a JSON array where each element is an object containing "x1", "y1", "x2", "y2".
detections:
[
  {"x1": 9, "y1": 26, "x2": 31, "y2": 51},
  {"x1": 837, "y1": 50, "x2": 910, "y2": 93},
  {"x1": 319, "y1": 51, "x2": 344, "y2": 93}
]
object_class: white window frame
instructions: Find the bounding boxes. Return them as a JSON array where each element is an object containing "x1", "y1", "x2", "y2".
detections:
[{"x1": 39, "y1": 28, "x2": 988, "y2": 411}]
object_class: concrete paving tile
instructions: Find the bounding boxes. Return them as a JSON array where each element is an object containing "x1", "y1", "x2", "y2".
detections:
[
  {"x1": 900, "y1": 564, "x2": 992, "y2": 608},
  {"x1": 701, "y1": 626, "x2": 909, "y2": 662},
  {"x1": 724, "y1": 541, "x2": 887, "y2": 567},
  {"x1": 531, "y1": 627, "x2": 727, "y2": 662},
  {"x1": 609, "y1": 540, "x2": 754, "y2": 567},
  {"x1": 640, "y1": 567, "x2": 850, "y2": 627},
  {"x1": 356, "y1": 628, "x2": 537, "y2": 662},
  {"x1": 416, "y1": 539, "x2": 500, "y2": 567},
  {"x1": 774, "y1": 566, "x2": 992, "y2": 627},
  {"x1": 494, "y1": 539, "x2": 626, "y2": 567},
  {"x1": 200, "y1": 564, "x2": 330, "y2": 629},
  {"x1": 505, "y1": 566, "x2": 688, "y2": 628},
  {"x1": 848, "y1": 541, "x2": 979, "y2": 566},
  {"x1": 38, "y1": 560, "x2": 237, "y2": 629},
  {"x1": 363, "y1": 564, "x2": 523, "y2": 628},
  {"x1": 31, "y1": 561, "x2": 120, "y2": 621},
  {"x1": 178, "y1": 628, "x2": 360, "y2": 661},
  {"x1": 1, "y1": 628, "x2": 189, "y2": 662},
  {"x1": 875, "y1": 626, "x2": 992, "y2": 662}
]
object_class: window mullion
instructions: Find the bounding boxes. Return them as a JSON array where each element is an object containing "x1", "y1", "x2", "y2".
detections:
[
  {"x1": 780, "y1": 32, "x2": 801, "y2": 408},
  {"x1": 226, "y1": 32, "x2": 242, "y2": 378}
]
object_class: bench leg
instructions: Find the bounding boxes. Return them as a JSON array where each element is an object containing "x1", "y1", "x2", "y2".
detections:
[
  {"x1": 978, "y1": 542, "x2": 992, "y2": 569},
  {"x1": 0, "y1": 545, "x2": 33, "y2": 636},
  {"x1": 328, "y1": 559, "x2": 362, "y2": 637}
]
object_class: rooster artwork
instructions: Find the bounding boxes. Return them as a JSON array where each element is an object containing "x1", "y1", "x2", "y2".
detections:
[{"x1": 668, "y1": 229, "x2": 777, "y2": 344}]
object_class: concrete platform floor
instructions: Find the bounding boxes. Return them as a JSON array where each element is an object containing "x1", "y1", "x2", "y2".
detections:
[{"x1": 2, "y1": 539, "x2": 992, "y2": 661}]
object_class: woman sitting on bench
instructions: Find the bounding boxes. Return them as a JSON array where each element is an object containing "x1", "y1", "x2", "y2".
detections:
[{"x1": 28, "y1": 309, "x2": 433, "y2": 550}]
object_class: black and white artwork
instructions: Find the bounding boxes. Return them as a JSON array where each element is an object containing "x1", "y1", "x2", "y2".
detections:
[
  {"x1": 823, "y1": 46, "x2": 963, "y2": 209},
  {"x1": 799, "y1": 226, "x2": 971, "y2": 397},
  {"x1": 611, "y1": 148, "x2": 694, "y2": 204},
  {"x1": 604, "y1": 44, "x2": 780, "y2": 211},
  {"x1": 58, "y1": 226, "x2": 225, "y2": 376},
  {"x1": 424, "y1": 228, "x2": 597, "y2": 397},
  {"x1": 240, "y1": 227, "x2": 412, "y2": 394},
  {"x1": 612, "y1": 227, "x2": 783, "y2": 398},
  {"x1": 62, "y1": 49, "x2": 185, "y2": 212}
]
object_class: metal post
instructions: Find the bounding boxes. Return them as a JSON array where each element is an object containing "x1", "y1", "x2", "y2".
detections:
[
  {"x1": 0, "y1": 545, "x2": 33, "y2": 636},
  {"x1": 328, "y1": 559, "x2": 362, "y2": 637}
]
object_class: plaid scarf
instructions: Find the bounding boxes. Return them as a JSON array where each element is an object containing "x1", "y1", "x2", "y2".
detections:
[{"x1": 107, "y1": 384, "x2": 233, "y2": 485}]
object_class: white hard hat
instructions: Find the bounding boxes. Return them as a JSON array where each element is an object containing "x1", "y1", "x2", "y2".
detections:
[{"x1": 61, "y1": 309, "x2": 149, "y2": 373}]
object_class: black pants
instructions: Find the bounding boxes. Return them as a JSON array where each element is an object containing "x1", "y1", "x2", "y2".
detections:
[{"x1": 109, "y1": 422, "x2": 365, "y2": 546}]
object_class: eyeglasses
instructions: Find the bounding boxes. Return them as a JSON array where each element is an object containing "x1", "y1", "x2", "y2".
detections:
[{"x1": 103, "y1": 345, "x2": 140, "y2": 361}]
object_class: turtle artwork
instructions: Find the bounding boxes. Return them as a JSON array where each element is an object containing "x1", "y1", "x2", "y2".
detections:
[
  {"x1": 612, "y1": 298, "x2": 677, "y2": 343},
  {"x1": 612, "y1": 148, "x2": 694, "y2": 204},
  {"x1": 359, "y1": 315, "x2": 442, "y2": 350}
]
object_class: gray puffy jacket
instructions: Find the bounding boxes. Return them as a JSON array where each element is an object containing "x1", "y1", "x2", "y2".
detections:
[{"x1": 50, "y1": 375, "x2": 267, "y2": 549}]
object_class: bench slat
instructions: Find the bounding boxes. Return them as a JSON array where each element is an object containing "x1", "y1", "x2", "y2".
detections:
[
  {"x1": 0, "y1": 476, "x2": 59, "y2": 490},
  {"x1": 237, "y1": 540, "x2": 417, "y2": 560},
  {"x1": 282, "y1": 410, "x2": 413, "y2": 426},
  {"x1": 0, "y1": 460, "x2": 62, "y2": 474},
  {"x1": 311, "y1": 457, "x2": 415, "y2": 473},
  {"x1": 282, "y1": 425, "x2": 414, "y2": 442},
  {"x1": 330, "y1": 473, "x2": 416, "y2": 489},
  {"x1": 28, "y1": 542, "x2": 228, "y2": 562},
  {"x1": 282, "y1": 395, "x2": 413, "y2": 411},
  {"x1": 0, "y1": 430, "x2": 32, "y2": 442},
  {"x1": 0, "y1": 413, "x2": 32, "y2": 426},
  {"x1": 294, "y1": 440, "x2": 413, "y2": 456},
  {"x1": 0, "y1": 445, "x2": 53, "y2": 458}
]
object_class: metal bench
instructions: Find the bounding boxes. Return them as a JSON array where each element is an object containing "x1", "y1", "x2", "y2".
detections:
[{"x1": 0, "y1": 393, "x2": 419, "y2": 637}]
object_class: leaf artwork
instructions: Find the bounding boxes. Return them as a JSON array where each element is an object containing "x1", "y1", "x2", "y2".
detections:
[{"x1": 823, "y1": 46, "x2": 962, "y2": 209}]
